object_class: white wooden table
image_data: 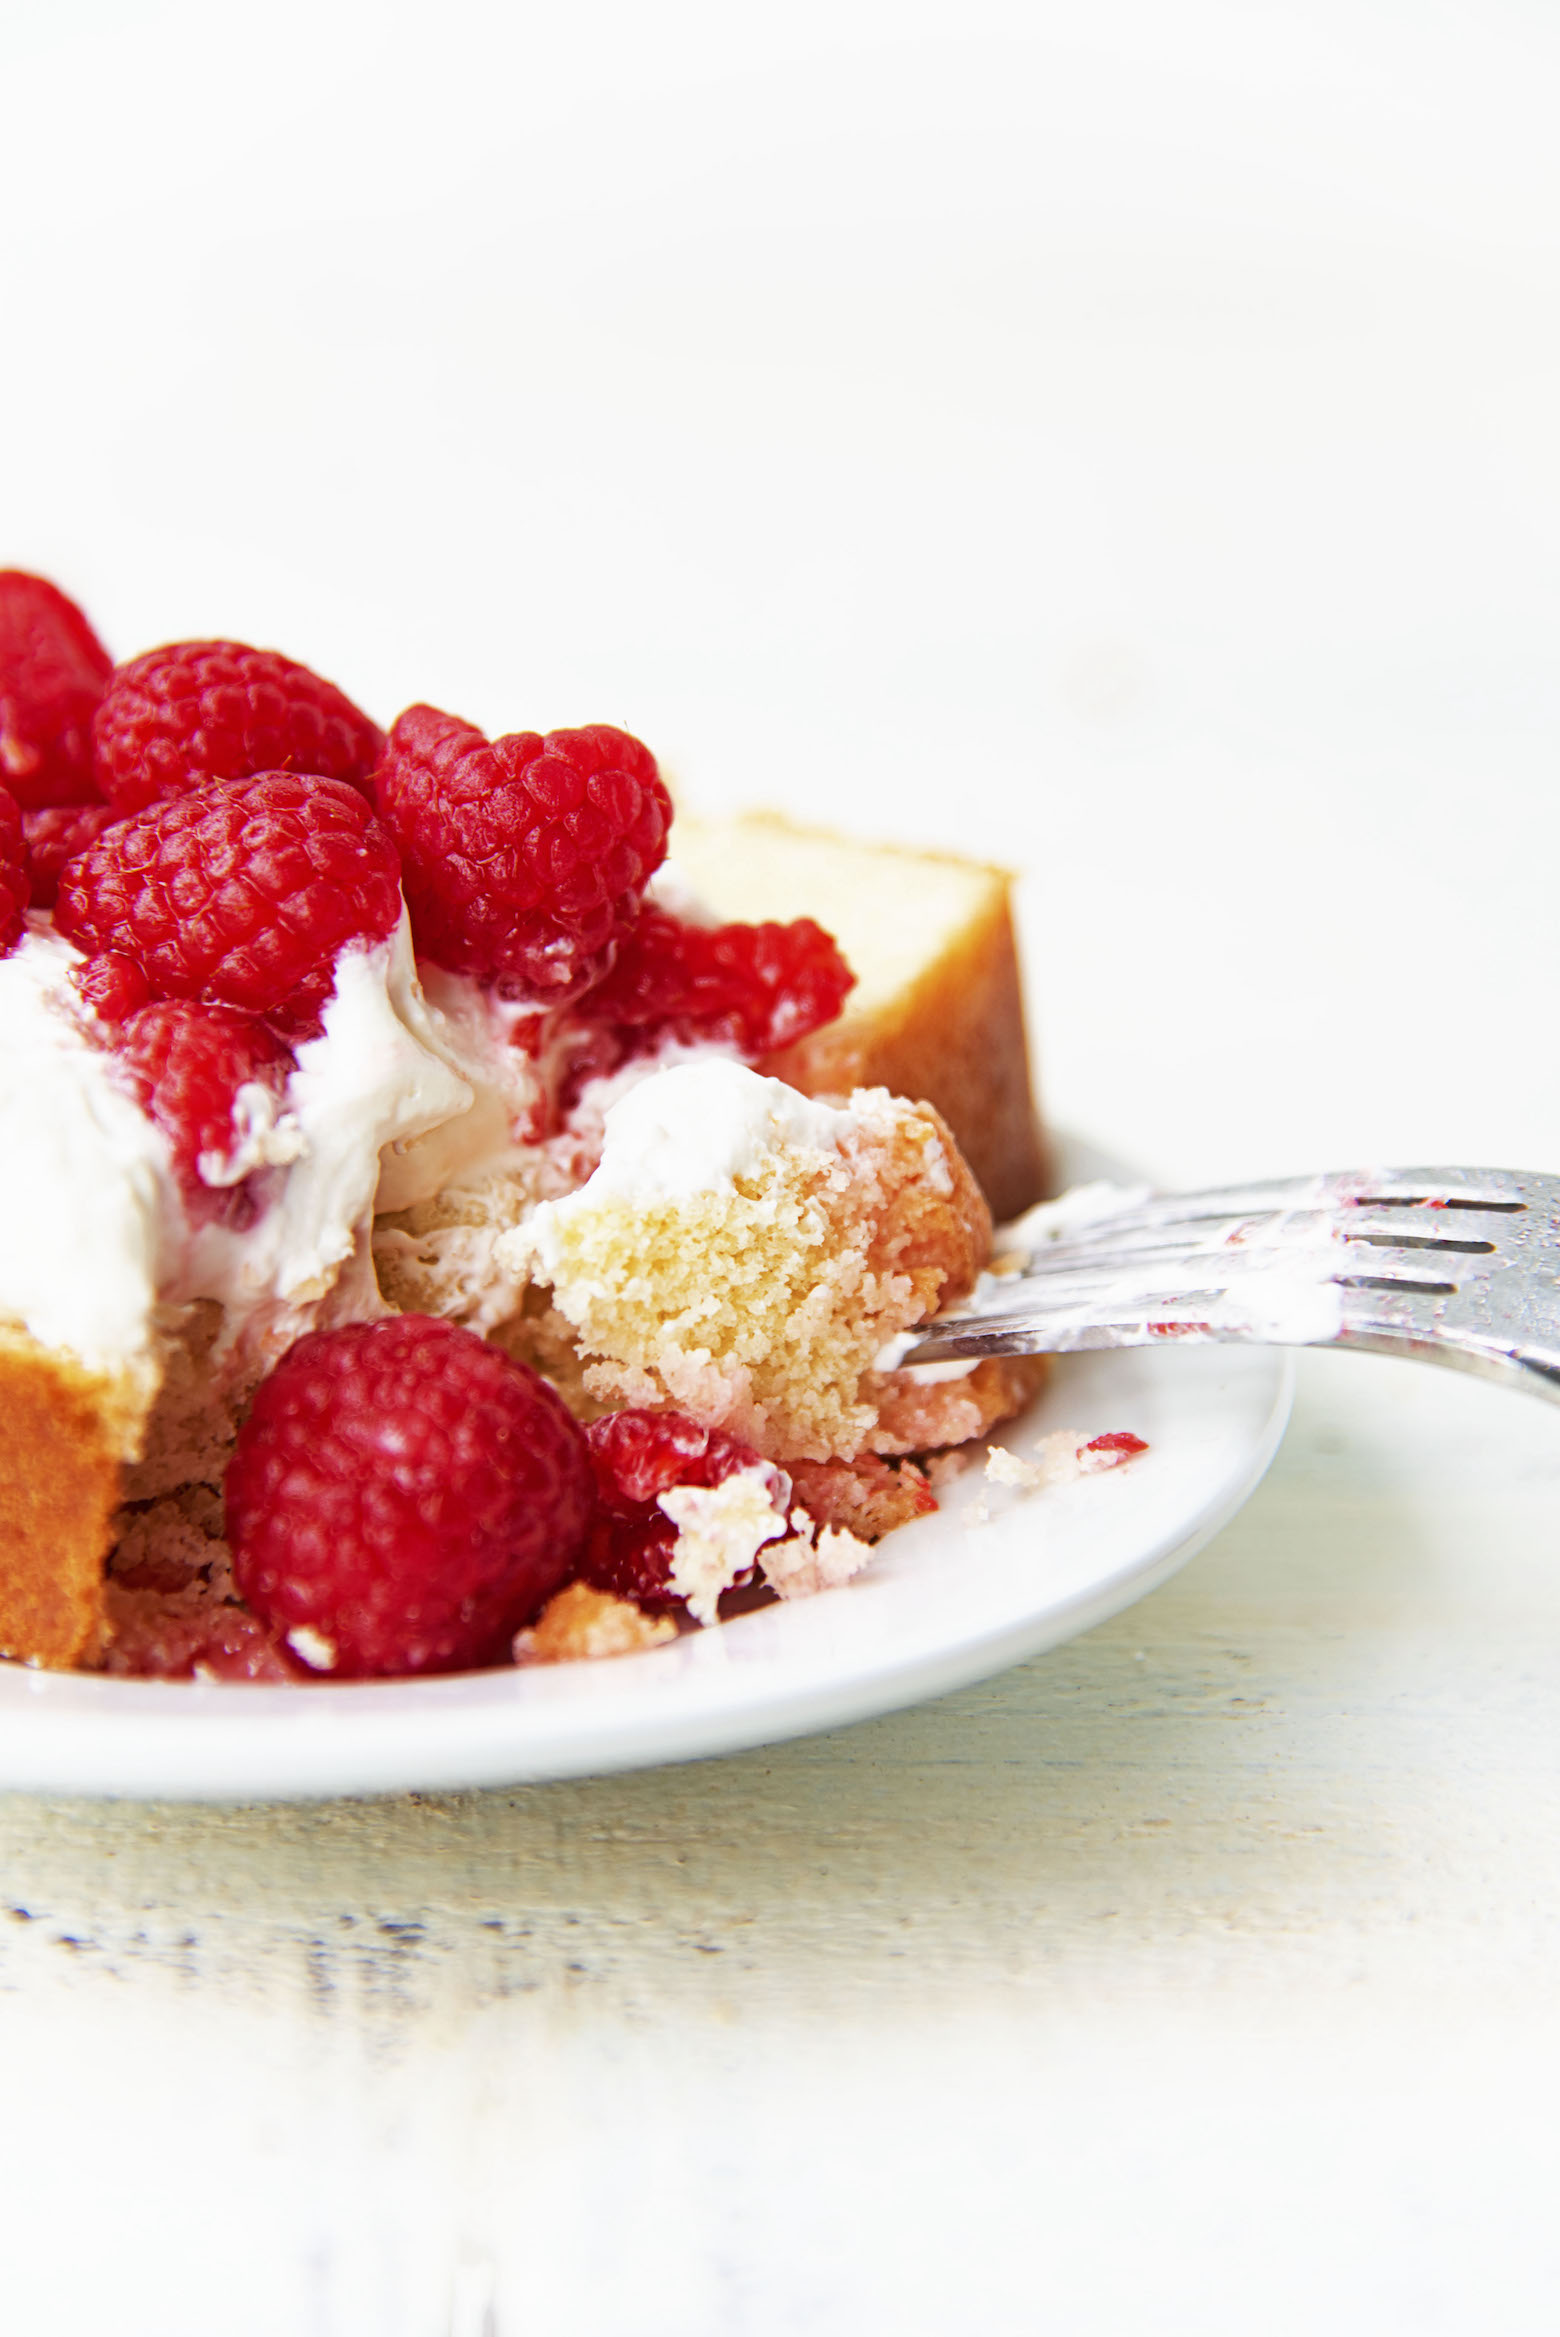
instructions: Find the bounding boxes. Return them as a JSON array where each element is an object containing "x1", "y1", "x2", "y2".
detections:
[{"x1": 4, "y1": 0, "x2": 1559, "y2": 2324}]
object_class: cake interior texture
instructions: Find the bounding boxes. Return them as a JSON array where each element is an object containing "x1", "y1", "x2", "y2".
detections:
[{"x1": 515, "y1": 1079, "x2": 993, "y2": 1463}]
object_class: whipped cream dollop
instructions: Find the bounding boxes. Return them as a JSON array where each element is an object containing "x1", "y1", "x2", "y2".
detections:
[
  {"x1": 177, "y1": 912, "x2": 476, "y2": 1326},
  {"x1": 0, "y1": 928, "x2": 173, "y2": 1372},
  {"x1": 561, "y1": 1057, "x2": 850, "y2": 1207}
]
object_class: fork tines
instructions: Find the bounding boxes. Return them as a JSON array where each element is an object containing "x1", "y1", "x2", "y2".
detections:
[{"x1": 899, "y1": 1166, "x2": 1547, "y2": 1365}]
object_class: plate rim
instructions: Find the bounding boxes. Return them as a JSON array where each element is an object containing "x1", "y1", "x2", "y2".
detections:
[{"x1": 0, "y1": 1345, "x2": 1294, "y2": 1802}]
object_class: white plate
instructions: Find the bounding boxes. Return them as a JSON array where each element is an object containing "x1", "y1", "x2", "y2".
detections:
[{"x1": 0, "y1": 1290, "x2": 1292, "y2": 1803}]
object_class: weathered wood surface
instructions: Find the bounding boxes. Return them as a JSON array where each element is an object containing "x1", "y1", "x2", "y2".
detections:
[{"x1": 4, "y1": 1350, "x2": 1559, "y2": 2332}]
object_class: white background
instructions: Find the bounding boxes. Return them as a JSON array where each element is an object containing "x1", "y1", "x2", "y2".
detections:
[{"x1": 4, "y1": 3, "x2": 1560, "y2": 2329}]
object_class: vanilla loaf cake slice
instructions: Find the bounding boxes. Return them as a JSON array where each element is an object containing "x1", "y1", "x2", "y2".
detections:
[{"x1": 669, "y1": 813, "x2": 1049, "y2": 1222}]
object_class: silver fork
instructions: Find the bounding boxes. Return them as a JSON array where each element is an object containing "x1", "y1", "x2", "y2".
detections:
[{"x1": 900, "y1": 1167, "x2": 1560, "y2": 1404}]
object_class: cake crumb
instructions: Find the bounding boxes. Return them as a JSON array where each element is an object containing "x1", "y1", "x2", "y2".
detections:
[
  {"x1": 984, "y1": 1428, "x2": 1149, "y2": 1494},
  {"x1": 985, "y1": 1446, "x2": 1049, "y2": 1491},
  {"x1": 786, "y1": 1453, "x2": 936, "y2": 1542},
  {"x1": 760, "y1": 1507, "x2": 875, "y2": 1600},
  {"x1": 516, "y1": 1582, "x2": 677, "y2": 1664}
]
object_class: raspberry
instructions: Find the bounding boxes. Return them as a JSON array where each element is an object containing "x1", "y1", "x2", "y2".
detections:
[
  {"x1": 74, "y1": 952, "x2": 151, "y2": 1025},
  {"x1": 55, "y1": 771, "x2": 402, "y2": 1028},
  {"x1": 580, "y1": 1410, "x2": 785, "y2": 1612},
  {"x1": 583, "y1": 908, "x2": 854, "y2": 1058},
  {"x1": 0, "y1": 787, "x2": 27, "y2": 954},
  {"x1": 375, "y1": 705, "x2": 672, "y2": 997},
  {"x1": 227, "y1": 1316, "x2": 596, "y2": 1677},
  {"x1": 0, "y1": 571, "x2": 113, "y2": 809},
  {"x1": 22, "y1": 802, "x2": 119, "y2": 909},
  {"x1": 115, "y1": 1001, "x2": 293, "y2": 1219},
  {"x1": 93, "y1": 639, "x2": 385, "y2": 816}
]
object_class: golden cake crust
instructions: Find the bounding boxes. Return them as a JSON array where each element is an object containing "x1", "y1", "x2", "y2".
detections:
[
  {"x1": 518, "y1": 1581, "x2": 679, "y2": 1664},
  {"x1": 0, "y1": 1327, "x2": 153, "y2": 1670}
]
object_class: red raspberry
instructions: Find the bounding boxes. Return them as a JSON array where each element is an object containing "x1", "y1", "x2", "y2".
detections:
[
  {"x1": 74, "y1": 952, "x2": 151, "y2": 1026},
  {"x1": 94, "y1": 639, "x2": 385, "y2": 816},
  {"x1": 115, "y1": 1001, "x2": 293, "y2": 1221},
  {"x1": 227, "y1": 1316, "x2": 596, "y2": 1677},
  {"x1": 22, "y1": 802, "x2": 120, "y2": 909},
  {"x1": 0, "y1": 571, "x2": 113, "y2": 809},
  {"x1": 55, "y1": 771, "x2": 402, "y2": 1028},
  {"x1": 580, "y1": 1410, "x2": 787, "y2": 1612},
  {"x1": 375, "y1": 705, "x2": 672, "y2": 998},
  {"x1": 584, "y1": 908, "x2": 854, "y2": 1058},
  {"x1": 0, "y1": 787, "x2": 27, "y2": 954}
]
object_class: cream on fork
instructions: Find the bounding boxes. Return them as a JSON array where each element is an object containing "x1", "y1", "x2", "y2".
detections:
[{"x1": 902, "y1": 1169, "x2": 1560, "y2": 1404}]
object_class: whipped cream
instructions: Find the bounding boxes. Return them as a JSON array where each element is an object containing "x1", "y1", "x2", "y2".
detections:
[
  {"x1": 557, "y1": 1036, "x2": 743, "y2": 1185},
  {"x1": 0, "y1": 928, "x2": 174, "y2": 1372},
  {"x1": 373, "y1": 959, "x2": 548, "y2": 1213},
  {"x1": 176, "y1": 913, "x2": 476, "y2": 1328},
  {"x1": 559, "y1": 1057, "x2": 849, "y2": 1208},
  {"x1": 0, "y1": 910, "x2": 497, "y2": 1374},
  {"x1": 658, "y1": 1465, "x2": 789, "y2": 1625}
]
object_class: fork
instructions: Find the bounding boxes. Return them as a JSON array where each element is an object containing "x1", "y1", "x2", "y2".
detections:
[{"x1": 899, "y1": 1167, "x2": 1560, "y2": 1404}]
